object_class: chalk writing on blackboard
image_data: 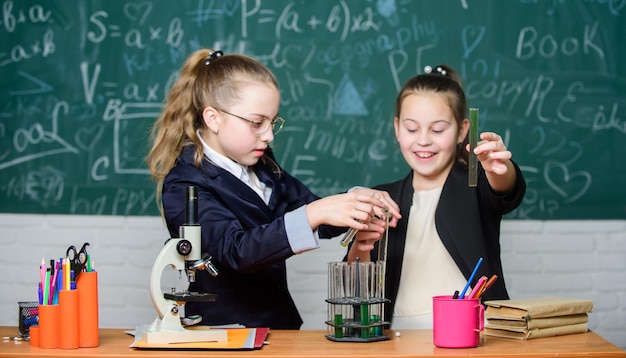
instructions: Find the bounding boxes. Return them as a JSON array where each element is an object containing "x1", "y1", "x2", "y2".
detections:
[{"x1": 0, "y1": 1, "x2": 624, "y2": 219}]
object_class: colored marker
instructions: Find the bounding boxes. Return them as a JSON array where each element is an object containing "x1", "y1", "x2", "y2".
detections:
[
  {"x1": 469, "y1": 275, "x2": 487, "y2": 299},
  {"x1": 458, "y1": 257, "x2": 483, "y2": 299},
  {"x1": 39, "y1": 258, "x2": 46, "y2": 293},
  {"x1": 478, "y1": 274, "x2": 499, "y2": 298},
  {"x1": 43, "y1": 269, "x2": 51, "y2": 305}
]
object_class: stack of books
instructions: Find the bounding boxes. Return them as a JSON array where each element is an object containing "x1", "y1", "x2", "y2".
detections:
[{"x1": 483, "y1": 297, "x2": 593, "y2": 340}]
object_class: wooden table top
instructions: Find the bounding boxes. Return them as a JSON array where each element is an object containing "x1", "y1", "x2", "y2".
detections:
[{"x1": 1, "y1": 326, "x2": 625, "y2": 358}]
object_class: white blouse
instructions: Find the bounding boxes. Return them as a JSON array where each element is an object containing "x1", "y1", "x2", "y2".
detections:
[{"x1": 391, "y1": 187, "x2": 468, "y2": 329}]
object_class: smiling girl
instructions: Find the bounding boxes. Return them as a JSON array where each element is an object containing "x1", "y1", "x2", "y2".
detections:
[{"x1": 348, "y1": 64, "x2": 526, "y2": 329}]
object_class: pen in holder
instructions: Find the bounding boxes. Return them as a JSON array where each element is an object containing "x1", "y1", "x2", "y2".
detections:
[{"x1": 325, "y1": 259, "x2": 390, "y2": 342}]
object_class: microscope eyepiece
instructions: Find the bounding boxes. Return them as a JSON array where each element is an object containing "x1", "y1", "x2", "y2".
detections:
[{"x1": 185, "y1": 186, "x2": 198, "y2": 225}]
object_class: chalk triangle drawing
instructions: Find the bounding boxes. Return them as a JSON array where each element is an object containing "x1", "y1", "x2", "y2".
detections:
[{"x1": 332, "y1": 74, "x2": 369, "y2": 116}]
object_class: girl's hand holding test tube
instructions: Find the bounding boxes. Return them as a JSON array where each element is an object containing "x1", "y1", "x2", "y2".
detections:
[
  {"x1": 470, "y1": 132, "x2": 516, "y2": 193},
  {"x1": 472, "y1": 132, "x2": 512, "y2": 174},
  {"x1": 307, "y1": 188, "x2": 400, "y2": 234},
  {"x1": 339, "y1": 191, "x2": 400, "y2": 248}
]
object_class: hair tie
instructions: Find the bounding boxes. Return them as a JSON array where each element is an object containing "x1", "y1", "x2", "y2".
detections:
[
  {"x1": 204, "y1": 50, "x2": 224, "y2": 65},
  {"x1": 424, "y1": 65, "x2": 447, "y2": 76}
]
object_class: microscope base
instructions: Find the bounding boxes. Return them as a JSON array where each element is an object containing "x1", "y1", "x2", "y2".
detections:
[
  {"x1": 142, "y1": 328, "x2": 228, "y2": 345},
  {"x1": 144, "y1": 301, "x2": 228, "y2": 345}
]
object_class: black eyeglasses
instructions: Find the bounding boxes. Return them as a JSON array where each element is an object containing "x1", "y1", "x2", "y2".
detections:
[{"x1": 219, "y1": 109, "x2": 285, "y2": 135}]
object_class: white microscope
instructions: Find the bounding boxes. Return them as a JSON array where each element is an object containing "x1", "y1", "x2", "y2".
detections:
[{"x1": 142, "y1": 186, "x2": 227, "y2": 344}]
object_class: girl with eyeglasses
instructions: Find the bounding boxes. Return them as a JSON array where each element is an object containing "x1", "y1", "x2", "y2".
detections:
[{"x1": 146, "y1": 49, "x2": 400, "y2": 329}]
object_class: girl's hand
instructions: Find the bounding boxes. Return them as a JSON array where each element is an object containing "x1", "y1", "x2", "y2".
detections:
[
  {"x1": 346, "y1": 217, "x2": 388, "y2": 263},
  {"x1": 472, "y1": 132, "x2": 512, "y2": 175},
  {"x1": 352, "y1": 216, "x2": 388, "y2": 251},
  {"x1": 469, "y1": 131, "x2": 517, "y2": 193},
  {"x1": 349, "y1": 187, "x2": 401, "y2": 228},
  {"x1": 306, "y1": 189, "x2": 399, "y2": 230}
]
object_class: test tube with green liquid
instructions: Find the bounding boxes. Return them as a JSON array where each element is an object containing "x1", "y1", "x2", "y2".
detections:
[
  {"x1": 468, "y1": 108, "x2": 479, "y2": 187},
  {"x1": 360, "y1": 304, "x2": 370, "y2": 339},
  {"x1": 334, "y1": 313, "x2": 344, "y2": 338}
]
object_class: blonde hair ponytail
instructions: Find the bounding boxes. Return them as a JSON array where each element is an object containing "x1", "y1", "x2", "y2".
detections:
[{"x1": 147, "y1": 49, "x2": 279, "y2": 214}]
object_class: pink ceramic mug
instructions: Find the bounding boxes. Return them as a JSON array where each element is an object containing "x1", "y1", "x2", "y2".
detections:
[{"x1": 432, "y1": 295, "x2": 484, "y2": 348}]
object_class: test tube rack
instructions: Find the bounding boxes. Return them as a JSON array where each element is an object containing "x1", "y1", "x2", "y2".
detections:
[{"x1": 325, "y1": 260, "x2": 390, "y2": 342}]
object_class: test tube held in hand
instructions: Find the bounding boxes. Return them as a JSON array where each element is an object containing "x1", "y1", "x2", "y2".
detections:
[
  {"x1": 340, "y1": 192, "x2": 382, "y2": 247},
  {"x1": 468, "y1": 108, "x2": 479, "y2": 187},
  {"x1": 377, "y1": 207, "x2": 391, "y2": 262},
  {"x1": 339, "y1": 227, "x2": 359, "y2": 247}
]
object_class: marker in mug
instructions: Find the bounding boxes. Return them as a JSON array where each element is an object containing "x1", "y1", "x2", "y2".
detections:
[
  {"x1": 468, "y1": 108, "x2": 479, "y2": 187},
  {"x1": 458, "y1": 257, "x2": 483, "y2": 299},
  {"x1": 468, "y1": 275, "x2": 487, "y2": 299},
  {"x1": 478, "y1": 274, "x2": 498, "y2": 298}
]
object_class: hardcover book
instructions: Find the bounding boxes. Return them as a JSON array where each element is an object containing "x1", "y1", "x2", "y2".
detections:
[{"x1": 483, "y1": 297, "x2": 593, "y2": 319}]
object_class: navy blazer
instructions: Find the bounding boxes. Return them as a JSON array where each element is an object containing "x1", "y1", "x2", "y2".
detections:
[
  {"x1": 161, "y1": 146, "x2": 342, "y2": 329},
  {"x1": 369, "y1": 161, "x2": 526, "y2": 321}
]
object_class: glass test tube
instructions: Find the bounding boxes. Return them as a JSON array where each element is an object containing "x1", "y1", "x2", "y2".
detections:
[
  {"x1": 377, "y1": 208, "x2": 391, "y2": 262},
  {"x1": 328, "y1": 262, "x2": 344, "y2": 338},
  {"x1": 339, "y1": 226, "x2": 359, "y2": 247},
  {"x1": 469, "y1": 108, "x2": 479, "y2": 187}
]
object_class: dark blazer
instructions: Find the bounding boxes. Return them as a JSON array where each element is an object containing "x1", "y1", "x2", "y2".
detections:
[
  {"x1": 161, "y1": 146, "x2": 342, "y2": 329},
  {"x1": 370, "y1": 161, "x2": 526, "y2": 321}
]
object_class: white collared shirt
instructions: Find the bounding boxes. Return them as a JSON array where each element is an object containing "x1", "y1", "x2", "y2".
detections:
[
  {"x1": 197, "y1": 130, "x2": 271, "y2": 204},
  {"x1": 196, "y1": 130, "x2": 319, "y2": 254}
]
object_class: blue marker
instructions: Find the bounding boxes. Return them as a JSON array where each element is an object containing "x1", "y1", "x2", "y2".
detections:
[{"x1": 458, "y1": 257, "x2": 483, "y2": 299}]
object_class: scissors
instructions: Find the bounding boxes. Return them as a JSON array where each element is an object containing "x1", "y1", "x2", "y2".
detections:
[{"x1": 66, "y1": 242, "x2": 90, "y2": 277}]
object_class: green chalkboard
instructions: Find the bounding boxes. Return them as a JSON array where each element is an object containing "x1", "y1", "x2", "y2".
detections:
[{"x1": 1, "y1": 1, "x2": 625, "y2": 219}]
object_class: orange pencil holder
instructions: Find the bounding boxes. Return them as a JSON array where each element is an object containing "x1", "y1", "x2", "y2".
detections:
[
  {"x1": 76, "y1": 271, "x2": 99, "y2": 347},
  {"x1": 59, "y1": 289, "x2": 80, "y2": 349},
  {"x1": 38, "y1": 304, "x2": 59, "y2": 349}
]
